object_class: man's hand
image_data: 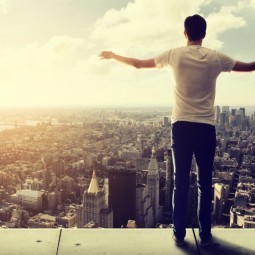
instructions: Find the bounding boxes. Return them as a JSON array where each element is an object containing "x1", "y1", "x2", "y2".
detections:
[{"x1": 99, "y1": 51, "x2": 115, "y2": 60}]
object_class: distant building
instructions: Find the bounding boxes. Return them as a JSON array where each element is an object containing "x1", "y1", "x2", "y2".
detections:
[
  {"x1": 230, "y1": 206, "x2": 255, "y2": 228},
  {"x1": 136, "y1": 184, "x2": 154, "y2": 227},
  {"x1": 214, "y1": 183, "x2": 230, "y2": 222},
  {"x1": 164, "y1": 149, "x2": 173, "y2": 210},
  {"x1": 42, "y1": 168, "x2": 51, "y2": 191},
  {"x1": 52, "y1": 159, "x2": 66, "y2": 178},
  {"x1": 28, "y1": 213, "x2": 57, "y2": 228},
  {"x1": 121, "y1": 150, "x2": 140, "y2": 160},
  {"x1": 77, "y1": 171, "x2": 113, "y2": 228},
  {"x1": 163, "y1": 117, "x2": 169, "y2": 127},
  {"x1": 147, "y1": 147, "x2": 162, "y2": 224},
  {"x1": 215, "y1": 105, "x2": 221, "y2": 123},
  {"x1": 11, "y1": 190, "x2": 44, "y2": 211},
  {"x1": 108, "y1": 168, "x2": 136, "y2": 227},
  {"x1": 234, "y1": 191, "x2": 249, "y2": 207},
  {"x1": 56, "y1": 211, "x2": 76, "y2": 228}
]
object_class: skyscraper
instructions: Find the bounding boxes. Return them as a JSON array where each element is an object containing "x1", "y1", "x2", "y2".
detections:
[
  {"x1": 42, "y1": 157, "x2": 51, "y2": 191},
  {"x1": 136, "y1": 183, "x2": 154, "y2": 227},
  {"x1": 165, "y1": 149, "x2": 174, "y2": 210},
  {"x1": 78, "y1": 170, "x2": 113, "y2": 228},
  {"x1": 214, "y1": 105, "x2": 221, "y2": 124},
  {"x1": 108, "y1": 168, "x2": 136, "y2": 227},
  {"x1": 52, "y1": 159, "x2": 66, "y2": 178},
  {"x1": 147, "y1": 147, "x2": 161, "y2": 224},
  {"x1": 42, "y1": 168, "x2": 51, "y2": 191}
]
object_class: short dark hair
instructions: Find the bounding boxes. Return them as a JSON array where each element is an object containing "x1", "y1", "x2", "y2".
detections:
[{"x1": 184, "y1": 14, "x2": 206, "y2": 41}]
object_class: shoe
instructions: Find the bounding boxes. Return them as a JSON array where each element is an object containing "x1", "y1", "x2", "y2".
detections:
[
  {"x1": 200, "y1": 236, "x2": 212, "y2": 247},
  {"x1": 172, "y1": 235, "x2": 185, "y2": 246}
]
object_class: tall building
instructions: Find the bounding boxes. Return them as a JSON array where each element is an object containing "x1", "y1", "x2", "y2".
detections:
[
  {"x1": 214, "y1": 105, "x2": 221, "y2": 124},
  {"x1": 84, "y1": 153, "x2": 93, "y2": 170},
  {"x1": 220, "y1": 112, "x2": 226, "y2": 126},
  {"x1": 165, "y1": 149, "x2": 174, "y2": 210},
  {"x1": 163, "y1": 116, "x2": 169, "y2": 127},
  {"x1": 52, "y1": 159, "x2": 66, "y2": 178},
  {"x1": 48, "y1": 192, "x2": 60, "y2": 211},
  {"x1": 78, "y1": 171, "x2": 113, "y2": 228},
  {"x1": 108, "y1": 168, "x2": 136, "y2": 227},
  {"x1": 136, "y1": 184, "x2": 154, "y2": 227},
  {"x1": 222, "y1": 106, "x2": 230, "y2": 115},
  {"x1": 103, "y1": 178, "x2": 109, "y2": 208},
  {"x1": 239, "y1": 107, "x2": 245, "y2": 117},
  {"x1": 147, "y1": 147, "x2": 161, "y2": 224},
  {"x1": 41, "y1": 157, "x2": 51, "y2": 191},
  {"x1": 42, "y1": 168, "x2": 51, "y2": 191},
  {"x1": 213, "y1": 183, "x2": 229, "y2": 222}
]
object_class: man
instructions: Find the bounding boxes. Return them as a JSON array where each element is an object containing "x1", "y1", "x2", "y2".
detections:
[{"x1": 99, "y1": 14, "x2": 255, "y2": 246}]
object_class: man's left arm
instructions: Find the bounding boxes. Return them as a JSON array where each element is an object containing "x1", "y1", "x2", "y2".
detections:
[{"x1": 99, "y1": 51, "x2": 156, "y2": 69}]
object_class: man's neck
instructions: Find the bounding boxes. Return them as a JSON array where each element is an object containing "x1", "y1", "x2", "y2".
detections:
[{"x1": 187, "y1": 40, "x2": 203, "y2": 46}]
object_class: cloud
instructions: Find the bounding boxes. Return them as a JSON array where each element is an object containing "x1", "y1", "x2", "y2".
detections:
[
  {"x1": 204, "y1": 5, "x2": 246, "y2": 48},
  {"x1": 90, "y1": 0, "x2": 246, "y2": 55},
  {"x1": 0, "y1": 35, "x2": 85, "y2": 106},
  {"x1": 91, "y1": 0, "x2": 209, "y2": 55},
  {"x1": 0, "y1": 0, "x2": 252, "y2": 107},
  {"x1": 0, "y1": 35, "x2": 84, "y2": 71}
]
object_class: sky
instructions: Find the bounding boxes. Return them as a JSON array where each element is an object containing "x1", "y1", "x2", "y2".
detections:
[{"x1": 0, "y1": 0, "x2": 254, "y2": 107}]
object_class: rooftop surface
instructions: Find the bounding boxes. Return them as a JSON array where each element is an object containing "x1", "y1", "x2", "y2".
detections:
[{"x1": 0, "y1": 228, "x2": 254, "y2": 255}]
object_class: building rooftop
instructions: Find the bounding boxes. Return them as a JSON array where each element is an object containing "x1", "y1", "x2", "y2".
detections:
[{"x1": 0, "y1": 228, "x2": 254, "y2": 255}]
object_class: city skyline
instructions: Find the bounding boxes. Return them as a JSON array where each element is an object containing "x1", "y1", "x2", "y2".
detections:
[{"x1": 0, "y1": 0, "x2": 254, "y2": 107}]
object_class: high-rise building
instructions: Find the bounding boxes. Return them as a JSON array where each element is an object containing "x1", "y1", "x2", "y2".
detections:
[
  {"x1": 41, "y1": 157, "x2": 51, "y2": 191},
  {"x1": 108, "y1": 168, "x2": 136, "y2": 227},
  {"x1": 136, "y1": 184, "x2": 154, "y2": 227},
  {"x1": 84, "y1": 171, "x2": 104, "y2": 226},
  {"x1": 84, "y1": 153, "x2": 93, "y2": 170},
  {"x1": 239, "y1": 107, "x2": 245, "y2": 117},
  {"x1": 78, "y1": 171, "x2": 113, "y2": 228},
  {"x1": 163, "y1": 116, "x2": 169, "y2": 127},
  {"x1": 52, "y1": 159, "x2": 66, "y2": 178},
  {"x1": 48, "y1": 192, "x2": 58, "y2": 211},
  {"x1": 60, "y1": 176, "x2": 76, "y2": 202},
  {"x1": 213, "y1": 183, "x2": 229, "y2": 222},
  {"x1": 103, "y1": 178, "x2": 109, "y2": 208},
  {"x1": 165, "y1": 149, "x2": 174, "y2": 210},
  {"x1": 147, "y1": 147, "x2": 161, "y2": 224},
  {"x1": 222, "y1": 106, "x2": 230, "y2": 115},
  {"x1": 220, "y1": 112, "x2": 226, "y2": 126},
  {"x1": 231, "y1": 109, "x2": 236, "y2": 116},
  {"x1": 214, "y1": 105, "x2": 221, "y2": 124},
  {"x1": 42, "y1": 168, "x2": 51, "y2": 191}
]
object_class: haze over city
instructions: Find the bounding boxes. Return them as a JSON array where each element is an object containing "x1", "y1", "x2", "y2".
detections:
[{"x1": 0, "y1": 0, "x2": 254, "y2": 107}]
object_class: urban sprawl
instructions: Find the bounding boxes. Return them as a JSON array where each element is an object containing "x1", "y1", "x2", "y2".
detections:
[{"x1": 0, "y1": 106, "x2": 254, "y2": 229}]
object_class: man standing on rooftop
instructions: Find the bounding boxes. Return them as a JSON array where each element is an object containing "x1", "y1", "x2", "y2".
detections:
[{"x1": 99, "y1": 14, "x2": 255, "y2": 246}]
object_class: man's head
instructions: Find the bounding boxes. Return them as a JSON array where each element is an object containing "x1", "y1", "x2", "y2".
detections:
[{"x1": 184, "y1": 14, "x2": 206, "y2": 41}]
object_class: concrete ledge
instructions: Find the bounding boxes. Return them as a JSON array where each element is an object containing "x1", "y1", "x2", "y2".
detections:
[
  {"x1": 58, "y1": 229, "x2": 197, "y2": 255},
  {"x1": 0, "y1": 229, "x2": 254, "y2": 255},
  {"x1": 0, "y1": 229, "x2": 61, "y2": 255}
]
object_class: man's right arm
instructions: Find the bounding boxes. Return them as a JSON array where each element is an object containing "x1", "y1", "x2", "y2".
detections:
[{"x1": 233, "y1": 61, "x2": 255, "y2": 72}]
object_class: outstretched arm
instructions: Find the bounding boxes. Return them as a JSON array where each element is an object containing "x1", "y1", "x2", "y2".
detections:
[
  {"x1": 99, "y1": 51, "x2": 156, "y2": 69},
  {"x1": 233, "y1": 61, "x2": 255, "y2": 72}
]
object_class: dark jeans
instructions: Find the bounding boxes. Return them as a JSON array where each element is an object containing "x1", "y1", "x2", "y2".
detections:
[{"x1": 171, "y1": 121, "x2": 216, "y2": 240}]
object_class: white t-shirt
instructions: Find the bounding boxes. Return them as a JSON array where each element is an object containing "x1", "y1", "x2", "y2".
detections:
[{"x1": 154, "y1": 46, "x2": 236, "y2": 125}]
